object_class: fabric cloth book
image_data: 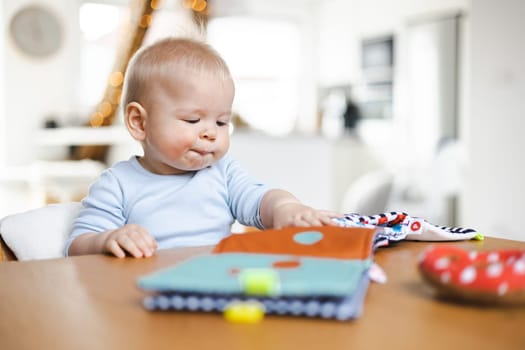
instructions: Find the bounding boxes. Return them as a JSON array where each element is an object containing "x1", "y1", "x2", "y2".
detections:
[{"x1": 138, "y1": 226, "x2": 377, "y2": 321}]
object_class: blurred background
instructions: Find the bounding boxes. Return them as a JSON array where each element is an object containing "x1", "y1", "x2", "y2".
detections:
[{"x1": 0, "y1": 0, "x2": 523, "y2": 240}]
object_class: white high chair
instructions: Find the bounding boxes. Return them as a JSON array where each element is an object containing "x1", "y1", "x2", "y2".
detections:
[{"x1": 0, "y1": 202, "x2": 81, "y2": 261}]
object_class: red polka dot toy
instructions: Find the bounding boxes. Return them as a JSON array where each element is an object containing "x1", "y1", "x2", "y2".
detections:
[{"x1": 419, "y1": 245, "x2": 525, "y2": 305}]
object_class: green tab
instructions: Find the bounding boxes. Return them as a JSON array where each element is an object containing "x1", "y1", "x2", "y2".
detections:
[
  {"x1": 239, "y1": 268, "x2": 280, "y2": 296},
  {"x1": 473, "y1": 233, "x2": 484, "y2": 241}
]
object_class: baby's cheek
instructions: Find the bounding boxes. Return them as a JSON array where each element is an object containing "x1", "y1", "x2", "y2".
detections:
[
  {"x1": 217, "y1": 135, "x2": 230, "y2": 153},
  {"x1": 165, "y1": 136, "x2": 193, "y2": 154}
]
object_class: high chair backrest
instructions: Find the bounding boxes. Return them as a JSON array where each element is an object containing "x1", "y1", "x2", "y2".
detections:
[
  {"x1": 0, "y1": 235, "x2": 16, "y2": 261},
  {"x1": 0, "y1": 202, "x2": 81, "y2": 261}
]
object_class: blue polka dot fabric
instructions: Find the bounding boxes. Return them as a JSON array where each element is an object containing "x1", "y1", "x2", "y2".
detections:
[{"x1": 143, "y1": 273, "x2": 370, "y2": 321}]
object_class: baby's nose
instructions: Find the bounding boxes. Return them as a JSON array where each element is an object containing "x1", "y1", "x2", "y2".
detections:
[{"x1": 200, "y1": 123, "x2": 217, "y2": 140}]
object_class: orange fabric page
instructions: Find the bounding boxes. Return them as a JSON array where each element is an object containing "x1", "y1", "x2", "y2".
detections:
[{"x1": 213, "y1": 226, "x2": 376, "y2": 260}]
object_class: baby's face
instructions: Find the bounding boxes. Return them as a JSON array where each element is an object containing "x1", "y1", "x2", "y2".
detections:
[{"x1": 139, "y1": 71, "x2": 234, "y2": 175}]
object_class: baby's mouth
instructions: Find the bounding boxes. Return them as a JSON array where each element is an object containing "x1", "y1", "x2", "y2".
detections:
[{"x1": 192, "y1": 149, "x2": 212, "y2": 156}]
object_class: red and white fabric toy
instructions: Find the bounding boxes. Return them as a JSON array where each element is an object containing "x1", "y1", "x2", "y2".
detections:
[{"x1": 419, "y1": 245, "x2": 525, "y2": 305}]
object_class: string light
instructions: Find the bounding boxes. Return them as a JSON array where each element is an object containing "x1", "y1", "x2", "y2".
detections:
[
  {"x1": 98, "y1": 101, "x2": 113, "y2": 117},
  {"x1": 192, "y1": 0, "x2": 207, "y2": 12},
  {"x1": 89, "y1": 112, "x2": 104, "y2": 127},
  {"x1": 109, "y1": 71, "x2": 124, "y2": 87},
  {"x1": 150, "y1": 0, "x2": 162, "y2": 9},
  {"x1": 109, "y1": 88, "x2": 122, "y2": 105},
  {"x1": 182, "y1": 0, "x2": 207, "y2": 12},
  {"x1": 139, "y1": 14, "x2": 152, "y2": 28}
]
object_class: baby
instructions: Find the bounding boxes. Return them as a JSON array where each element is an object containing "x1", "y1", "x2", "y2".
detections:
[{"x1": 65, "y1": 37, "x2": 339, "y2": 258}]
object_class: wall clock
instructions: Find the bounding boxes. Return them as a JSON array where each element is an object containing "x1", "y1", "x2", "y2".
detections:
[{"x1": 9, "y1": 5, "x2": 63, "y2": 58}]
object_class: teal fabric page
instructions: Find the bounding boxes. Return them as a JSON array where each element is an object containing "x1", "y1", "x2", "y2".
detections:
[{"x1": 138, "y1": 253, "x2": 372, "y2": 297}]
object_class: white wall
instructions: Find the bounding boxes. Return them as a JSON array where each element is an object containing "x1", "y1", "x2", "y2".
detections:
[
  {"x1": 461, "y1": 0, "x2": 525, "y2": 241},
  {"x1": 229, "y1": 132, "x2": 381, "y2": 211},
  {"x1": 0, "y1": 0, "x2": 5, "y2": 165},
  {"x1": 317, "y1": 0, "x2": 469, "y2": 86},
  {"x1": 1, "y1": 0, "x2": 79, "y2": 167}
]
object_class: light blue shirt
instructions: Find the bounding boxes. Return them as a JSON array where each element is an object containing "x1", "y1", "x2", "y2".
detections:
[{"x1": 64, "y1": 154, "x2": 270, "y2": 255}]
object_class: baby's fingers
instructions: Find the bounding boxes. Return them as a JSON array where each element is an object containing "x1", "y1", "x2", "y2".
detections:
[
  {"x1": 319, "y1": 215, "x2": 340, "y2": 226},
  {"x1": 134, "y1": 234, "x2": 157, "y2": 257},
  {"x1": 107, "y1": 225, "x2": 157, "y2": 258},
  {"x1": 314, "y1": 210, "x2": 343, "y2": 226},
  {"x1": 300, "y1": 215, "x2": 323, "y2": 227},
  {"x1": 107, "y1": 239, "x2": 127, "y2": 258},
  {"x1": 116, "y1": 235, "x2": 145, "y2": 258}
]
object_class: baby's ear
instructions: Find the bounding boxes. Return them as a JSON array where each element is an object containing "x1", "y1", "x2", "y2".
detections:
[{"x1": 125, "y1": 102, "x2": 147, "y2": 141}]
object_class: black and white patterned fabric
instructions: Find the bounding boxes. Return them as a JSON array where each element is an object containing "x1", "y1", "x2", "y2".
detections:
[{"x1": 333, "y1": 211, "x2": 481, "y2": 243}]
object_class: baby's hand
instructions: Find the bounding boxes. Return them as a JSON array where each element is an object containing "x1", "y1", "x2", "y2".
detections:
[
  {"x1": 102, "y1": 224, "x2": 157, "y2": 258},
  {"x1": 273, "y1": 203, "x2": 342, "y2": 229}
]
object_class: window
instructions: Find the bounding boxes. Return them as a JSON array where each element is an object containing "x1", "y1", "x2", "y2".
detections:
[
  {"x1": 208, "y1": 17, "x2": 301, "y2": 136},
  {"x1": 78, "y1": 2, "x2": 127, "y2": 113}
]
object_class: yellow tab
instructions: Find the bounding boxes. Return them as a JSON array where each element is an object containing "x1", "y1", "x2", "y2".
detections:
[{"x1": 224, "y1": 301, "x2": 265, "y2": 323}]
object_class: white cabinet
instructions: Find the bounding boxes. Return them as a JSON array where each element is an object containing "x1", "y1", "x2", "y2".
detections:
[{"x1": 229, "y1": 132, "x2": 381, "y2": 211}]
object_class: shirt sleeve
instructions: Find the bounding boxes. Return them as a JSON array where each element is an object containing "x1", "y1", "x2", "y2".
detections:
[
  {"x1": 63, "y1": 169, "x2": 126, "y2": 256},
  {"x1": 225, "y1": 157, "x2": 271, "y2": 229}
]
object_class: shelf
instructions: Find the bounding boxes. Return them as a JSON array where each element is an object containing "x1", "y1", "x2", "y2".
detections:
[{"x1": 35, "y1": 126, "x2": 132, "y2": 146}]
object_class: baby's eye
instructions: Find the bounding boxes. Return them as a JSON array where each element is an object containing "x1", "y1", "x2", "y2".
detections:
[
  {"x1": 184, "y1": 119, "x2": 200, "y2": 124},
  {"x1": 216, "y1": 121, "x2": 228, "y2": 127}
]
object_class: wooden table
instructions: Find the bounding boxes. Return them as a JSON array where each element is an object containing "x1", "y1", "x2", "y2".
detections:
[{"x1": 1, "y1": 238, "x2": 524, "y2": 350}]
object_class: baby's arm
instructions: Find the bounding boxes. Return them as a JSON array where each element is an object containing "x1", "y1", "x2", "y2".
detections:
[
  {"x1": 259, "y1": 189, "x2": 341, "y2": 229},
  {"x1": 68, "y1": 224, "x2": 157, "y2": 258}
]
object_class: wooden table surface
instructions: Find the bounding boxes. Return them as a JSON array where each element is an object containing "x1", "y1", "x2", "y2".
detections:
[{"x1": 1, "y1": 238, "x2": 524, "y2": 350}]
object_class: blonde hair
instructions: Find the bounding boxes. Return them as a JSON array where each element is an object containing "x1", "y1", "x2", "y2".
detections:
[{"x1": 122, "y1": 37, "x2": 233, "y2": 111}]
